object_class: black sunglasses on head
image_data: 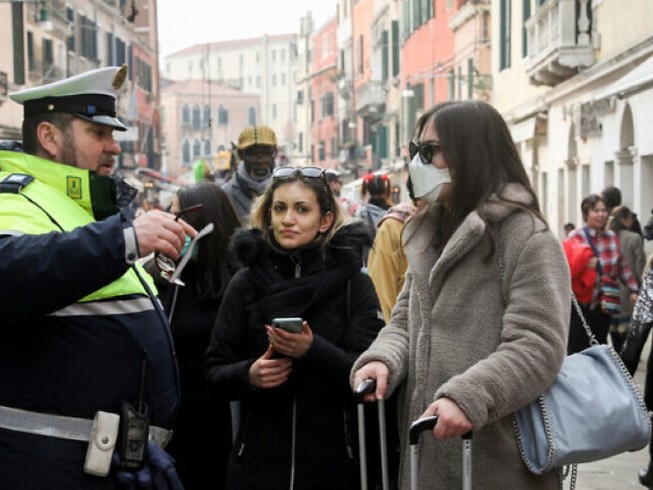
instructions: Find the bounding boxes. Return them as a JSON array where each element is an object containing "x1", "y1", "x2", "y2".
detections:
[
  {"x1": 409, "y1": 141, "x2": 442, "y2": 164},
  {"x1": 272, "y1": 166, "x2": 326, "y2": 181}
]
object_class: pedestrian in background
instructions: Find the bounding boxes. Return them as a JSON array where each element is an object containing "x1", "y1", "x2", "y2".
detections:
[
  {"x1": 326, "y1": 168, "x2": 355, "y2": 216},
  {"x1": 352, "y1": 100, "x2": 571, "y2": 489},
  {"x1": 0, "y1": 66, "x2": 191, "y2": 488},
  {"x1": 223, "y1": 125, "x2": 277, "y2": 224},
  {"x1": 566, "y1": 194, "x2": 639, "y2": 353},
  {"x1": 367, "y1": 176, "x2": 418, "y2": 324},
  {"x1": 148, "y1": 182, "x2": 241, "y2": 489},
  {"x1": 206, "y1": 166, "x2": 384, "y2": 489},
  {"x1": 357, "y1": 172, "x2": 393, "y2": 234},
  {"x1": 608, "y1": 205, "x2": 645, "y2": 351}
]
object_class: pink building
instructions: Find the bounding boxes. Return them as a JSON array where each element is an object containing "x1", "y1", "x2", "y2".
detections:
[{"x1": 160, "y1": 79, "x2": 259, "y2": 179}]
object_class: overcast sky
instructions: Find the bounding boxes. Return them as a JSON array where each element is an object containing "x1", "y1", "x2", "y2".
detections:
[{"x1": 157, "y1": 0, "x2": 337, "y2": 56}]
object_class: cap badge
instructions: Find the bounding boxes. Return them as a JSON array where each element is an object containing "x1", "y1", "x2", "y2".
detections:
[{"x1": 112, "y1": 64, "x2": 127, "y2": 90}]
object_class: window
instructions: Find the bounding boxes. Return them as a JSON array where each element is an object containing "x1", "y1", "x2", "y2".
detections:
[
  {"x1": 27, "y1": 31, "x2": 35, "y2": 72},
  {"x1": 381, "y1": 30, "x2": 389, "y2": 82},
  {"x1": 447, "y1": 70, "x2": 455, "y2": 100},
  {"x1": 522, "y1": 0, "x2": 531, "y2": 57},
  {"x1": 272, "y1": 74, "x2": 277, "y2": 86},
  {"x1": 467, "y1": 58, "x2": 474, "y2": 99},
  {"x1": 281, "y1": 73, "x2": 286, "y2": 86},
  {"x1": 193, "y1": 140, "x2": 201, "y2": 159},
  {"x1": 499, "y1": 0, "x2": 511, "y2": 70},
  {"x1": 358, "y1": 35, "x2": 364, "y2": 74},
  {"x1": 192, "y1": 104, "x2": 201, "y2": 130},
  {"x1": 297, "y1": 90, "x2": 304, "y2": 105},
  {"x1": 248, "y1": 107, "x2": 256, "y2": 126},
  {"x1": 298, "y1": 132, "x2": 304, "y2": 153},
  {"x1": 319, "y1": 141, "x2": 325, "y2": 161},
  {"x1": 218, "y1": 105, "x2": 228, "y2": 125},
  {"x1": 391, "y1": 21, "x2": 400, "y2": 77},
  {"x1": 67, "y1": 7, "x2": 76, "y2": 52},
  {"x1": 272, "y1": 104, "x2": 277, "y2": 119},
  {"x1": 203, "y1": 105, "x2": 211, "y2": 125},
  {"x1": 43, "y1": 39, "x2": 53, "y2": 77},
  {"x1": 322, "y1": 92, "x2": 334, "y2": 117},
  {"x1": 203, "y1": 140, "x2": 211, "y2": 156},
  {"x1": 182, "y1": 104, "x2": 190, "y2": 125},
  {"x1": 182, "y1": 140, "x2": 190, "y2": 164},
  {"x1": 80, "y1": 15, "x2": 98, "y2": 59}
]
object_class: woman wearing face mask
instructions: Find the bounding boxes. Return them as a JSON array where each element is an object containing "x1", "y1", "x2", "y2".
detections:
[
  {"x1": 205, "y1": 167, "x2": 385, "y2": 489},
  {"x1": 351, "y1": 101, "x2": 571, "y2": 489}
]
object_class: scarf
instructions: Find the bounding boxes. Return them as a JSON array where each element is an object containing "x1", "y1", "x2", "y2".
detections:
[{"x1": 235, "y1": 162, "x2": 272, "y2": 196}]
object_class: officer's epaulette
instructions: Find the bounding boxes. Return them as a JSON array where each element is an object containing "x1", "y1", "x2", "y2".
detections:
[{"x1": 0, "y1": 173, "x2": 34, "y2": 194}]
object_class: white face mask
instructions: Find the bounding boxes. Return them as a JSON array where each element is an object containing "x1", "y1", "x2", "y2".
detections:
[{"x1": 408, "y1": 154, "x2": 451, "y2": 204}]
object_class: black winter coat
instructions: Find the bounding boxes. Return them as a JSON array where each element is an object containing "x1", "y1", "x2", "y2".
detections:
[{"x1": 205, "y1": 222, "x2": 384, "y2": 489}]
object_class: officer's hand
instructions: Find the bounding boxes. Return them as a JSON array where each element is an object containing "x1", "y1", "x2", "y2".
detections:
[
  {"x1": 133, "y1": 210, "x2": 197, "y2": 259},
  {"x1": 113, "y1": 443, "x2": 184, "y2": 490}
]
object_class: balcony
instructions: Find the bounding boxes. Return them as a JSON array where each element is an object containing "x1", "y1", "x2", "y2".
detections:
[
  {"x1": 356, "y1": 81, "x2": 385, "y2": 119},
  {"x1": 525, "y1": 0, "x2": 595, "y2": 86},
  {"x1": 338, "y1": 78, "x2": 353, "y2": 99}
]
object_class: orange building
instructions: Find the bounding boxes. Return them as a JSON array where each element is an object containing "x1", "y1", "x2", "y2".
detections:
[
  {"x1": 310, "y1": 17, "x2": 339, "y2": 168},
  {"x1": 400, "y1": 0, "x2": 458, "y2": 146}
]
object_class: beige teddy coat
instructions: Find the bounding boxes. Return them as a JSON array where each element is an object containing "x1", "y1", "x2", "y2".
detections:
[{"x1": 352, "y1": 184, "x2": 571, "y2": 489}]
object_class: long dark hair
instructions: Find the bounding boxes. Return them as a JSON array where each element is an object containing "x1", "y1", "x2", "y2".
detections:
[
  {"x1": 177, "y1": 182, "x2": 241, "y2": 299},
  {"x1": 412, "y1": 101, "x2": 545, "y2": 249}
]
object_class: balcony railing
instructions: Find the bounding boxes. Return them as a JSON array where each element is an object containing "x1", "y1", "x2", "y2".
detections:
[
  {"x1": 356, "y1": 81, "x2": 385, "y2": 118},
  {"x1": 525, "y1": 0, "x2": 594, "y2": 86}
]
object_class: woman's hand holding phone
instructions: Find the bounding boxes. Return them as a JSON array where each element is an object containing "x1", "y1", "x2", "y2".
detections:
[{"x1": 266, "y1": 320, "x2": 313, "y2": 358}]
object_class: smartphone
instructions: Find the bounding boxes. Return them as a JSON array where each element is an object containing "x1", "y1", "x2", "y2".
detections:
[{"x1": 271, "y1": 317, "x2": 304, "y2": 334}]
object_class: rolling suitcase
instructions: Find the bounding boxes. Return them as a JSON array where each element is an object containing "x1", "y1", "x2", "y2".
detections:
[
  {"x1": 409, "y1": 416, "x2": 473, "y2": 490},
  {"x1": 354, "y1": 379, "x2": 390, "y2": 490}
]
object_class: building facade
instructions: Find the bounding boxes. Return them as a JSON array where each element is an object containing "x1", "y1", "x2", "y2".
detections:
[
  {"x1": 161, "y1": 34, "x2": 298, "y2": 157},
  {"x1": 0, "y1": 0, "x2": 161, "y2": 173},
  {"x1": 160, "y1": 78, "x2": 259, "y2": 179},
  {"x1": 492, "y1": 0, "x2": 653, "y2": 246}
]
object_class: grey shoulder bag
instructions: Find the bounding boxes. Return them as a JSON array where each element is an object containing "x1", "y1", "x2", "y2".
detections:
[{"x1": 500, "y1": 255, "x2": 651, "y2": 479}]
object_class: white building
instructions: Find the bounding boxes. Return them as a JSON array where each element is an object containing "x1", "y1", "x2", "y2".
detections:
[
  {"x1": 492, "y1": 0, "x2": 653, "y2": 254},
  {"x1": 161, "y1": 34, "x2": 298, "y2": 152}
]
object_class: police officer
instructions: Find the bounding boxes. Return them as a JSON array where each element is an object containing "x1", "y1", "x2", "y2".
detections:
[{"x1": 0, "y1": 65, "x2": 193, "y2": 488}]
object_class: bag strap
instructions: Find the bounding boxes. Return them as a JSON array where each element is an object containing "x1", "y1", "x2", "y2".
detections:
[
  {"x1": 583, "y1": 226, "x2": 604, "y2": 276},
  {"x1": 496, "y1": 232, "x2": 597, "y2": 346}
]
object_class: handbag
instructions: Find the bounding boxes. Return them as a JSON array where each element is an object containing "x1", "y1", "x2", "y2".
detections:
[
  {"x1": 513, "y1": 296, "x2": 651, "y2": 476},
  {"x1": 583, "y1": 227, "x2": 621, "y2": 315}
]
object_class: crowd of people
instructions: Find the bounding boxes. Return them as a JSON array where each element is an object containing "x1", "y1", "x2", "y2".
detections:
[{"x1": 2, "y1": 64, "x2": 653, "y2": 489}]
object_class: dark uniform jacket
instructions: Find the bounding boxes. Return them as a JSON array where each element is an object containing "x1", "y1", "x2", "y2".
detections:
[
  {"x1": 205, "y1": 222, "x2": 384, "y2": 489},
  {"x1": 0, "y1": 151, "x2": 179, "y2": 488}
]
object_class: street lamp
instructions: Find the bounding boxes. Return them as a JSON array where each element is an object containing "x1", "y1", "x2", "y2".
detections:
[{"x1": 1, "y1": 0, "x2": 52, "y2": 31}]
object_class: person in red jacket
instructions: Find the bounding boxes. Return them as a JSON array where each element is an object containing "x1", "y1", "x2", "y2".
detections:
[{"x1": 562, "y1": 238, "x2": 597, "y2": 304}]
